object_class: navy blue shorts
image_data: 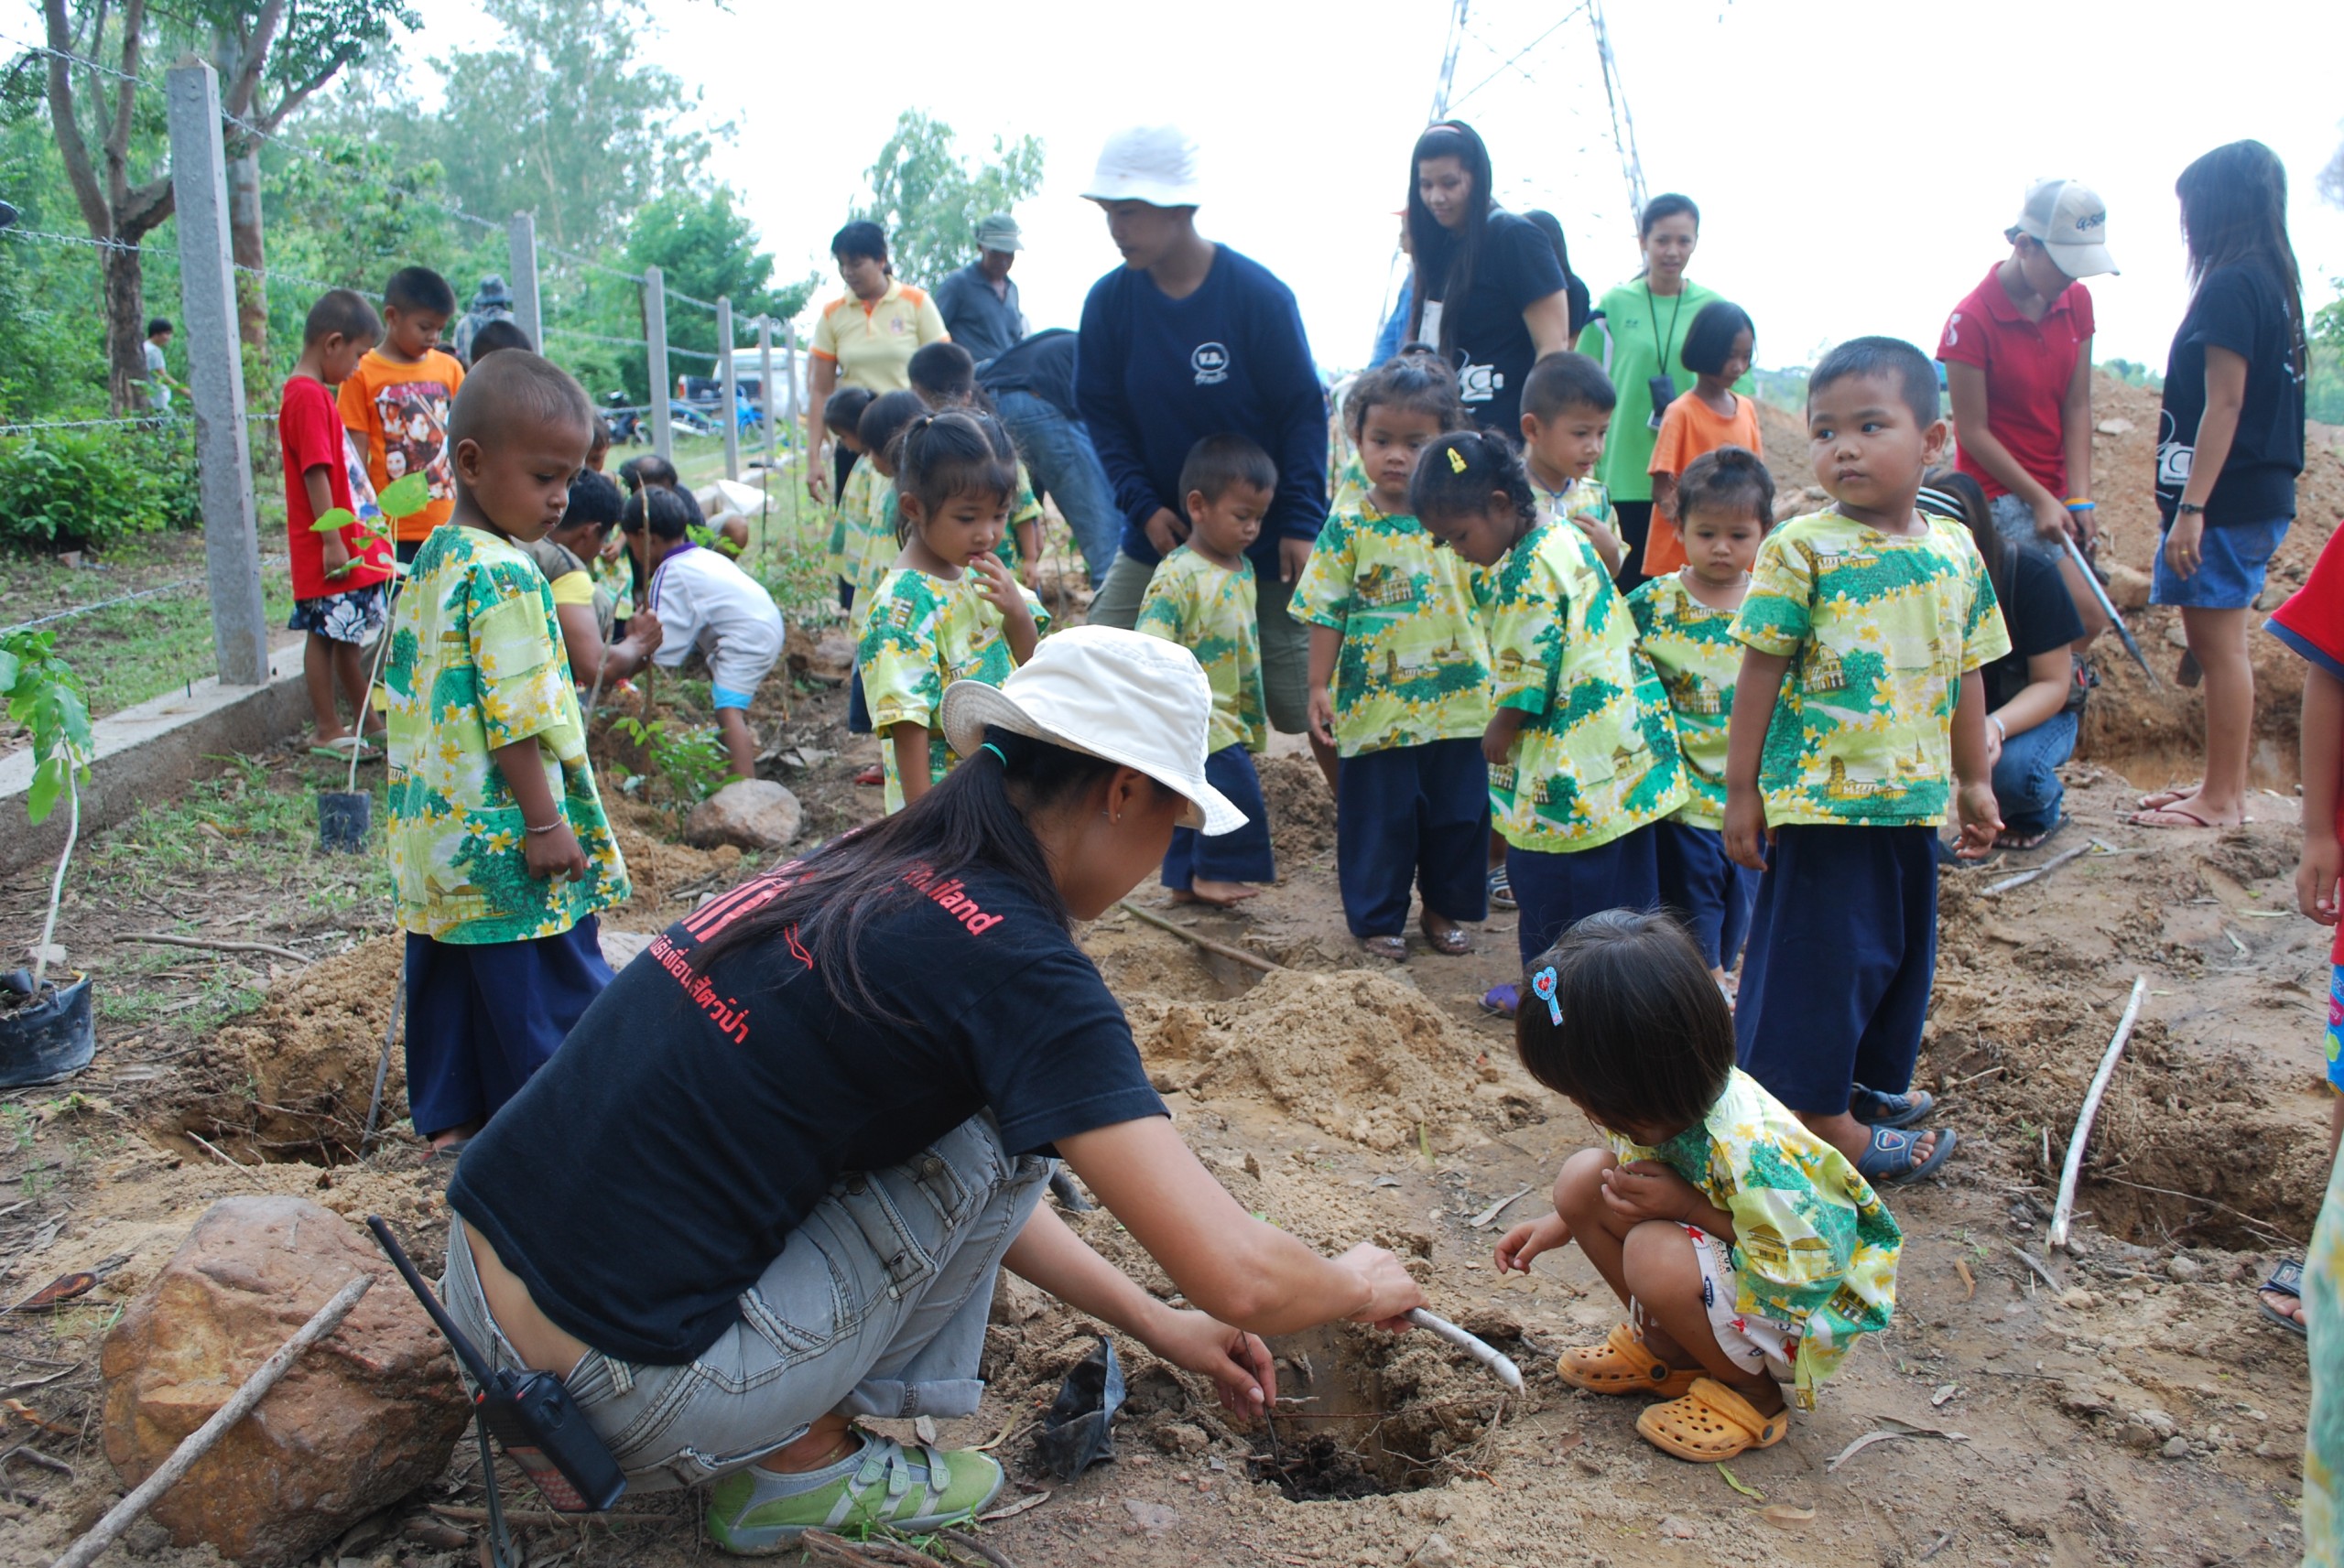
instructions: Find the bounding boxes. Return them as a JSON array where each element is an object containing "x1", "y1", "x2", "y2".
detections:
[
  {"x1": 1165, "y1": 744, "x2": 1275, "y2": 890},
  {"x1": 404, "y1": 915, "x2": 612, "y2": 1140},
  {"x1": 1734, "y1": 825, "x2": 1936, "y2": 1115},
  {"x1": 1507, "y1": 823, "x2": 1661, "y2": 965},
  {"x1": 1336, "y1": 738, "x2": 1489, "y2": 937},
  {"x1": 1655, "y1": 819, "x2": 1759, "y2": 971}
]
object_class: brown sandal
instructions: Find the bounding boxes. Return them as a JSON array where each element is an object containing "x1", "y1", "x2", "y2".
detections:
[
  {"x1": 1634, "y1": 1377, "x2": 1789, "y2": 1461},
  {"x1": 1556, "y1": 1323, "x2": 1700, "y2": 1400},
  {"x1": 1361, "y1": 935, "x2": 1408, "y2": 962}
]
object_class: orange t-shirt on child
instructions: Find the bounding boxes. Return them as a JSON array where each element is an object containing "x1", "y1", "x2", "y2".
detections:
[
  {"x1": 1644, "y1": 390, "x2": 1764, "y2": 574},
  {"x1": 336, "y1": 350, "x2": 465, "y2": 545}
]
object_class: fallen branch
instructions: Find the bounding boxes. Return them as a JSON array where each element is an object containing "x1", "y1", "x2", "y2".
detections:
[
  {"x1": 1825, "y1": 1418, "x2": 1968, "y2": 1473},
  {"x1": 115, "y1": 932, "x2": 313, "y2": 966},
  {"x1": 1406, "y1": 1308, "x2": 1524, "y2": 1392},
  {"x1": 1467, "y1": 1184, "x2": 1535, "y2": 1229},
  {"x1": 939, "y1": 1529, "x2": 1016, "y2": 1568},
  {"x1": 1114, "y1": 901, "x2": 1282, "y2": 973},
  {"x1": 184, "y1": 1131, "x2": 249, "y2": 1172},
  {"x1": 1981, "y1": 841, "x2": 2094, "y2": 897},
  {"x1": 801, "y1": 1530, "x2": 954, "y2": 1568},
  {"x1": 49, "y1": 1273, "x2": 371, "y2": 1568},
  {"x1": 2048, "y1": 976, "x2": 2147, "y2": 1251}
]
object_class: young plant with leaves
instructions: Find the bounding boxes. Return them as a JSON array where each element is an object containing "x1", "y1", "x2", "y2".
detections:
[
  {"x1": 310, "y1": 467, "x2": 429, "y2": 791},
  {"x1": 2, "y1": 629, "x2": 93, "y2": 991}
]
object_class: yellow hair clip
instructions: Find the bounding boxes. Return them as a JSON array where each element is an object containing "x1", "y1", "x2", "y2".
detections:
[{"x1": 1447, "y1": 446, "x2": 1468, "y2": 474}]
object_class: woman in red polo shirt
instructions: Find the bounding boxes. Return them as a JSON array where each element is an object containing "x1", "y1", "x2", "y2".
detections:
[{"x1": 1937, "y1": 178, "x2": 2116, "y2": 643}]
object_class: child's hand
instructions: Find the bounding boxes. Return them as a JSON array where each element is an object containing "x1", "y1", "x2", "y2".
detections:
[
  {"x1": 320, "y1": 534, "x2": 352, "y2": 578},
  {"x1": 523, "y1": 821, "x2": 590, "y2": 884},
  {"x1": 1493, "y1": 1212, "x2": 1569, "y2": 1274},
  {"x1": 1570, "y1": 511, "x2": 1626, "y2": 574},
  {"x1": 2302, "y1": 831, "x2": 2343, "y2": 926},
  {"x1": 1308, "y1": 689, "x2": 1338, "y2": 752},
  {"x1": 628, "y1": 606, "x2": 664, "y2": 654},
  {"x1": 1723, "y1": 787, "x2": 1770, "y2": 871},
  {"x1": 1600, "y1": 1161, "x2": 1701, "y2": 1226},
  {"x1": 1019, "y1": 555, "x2": 1041, "y2": 591},
  {"x1": 1954, "y1": 779, "x2": 2002, "y2": 860},
  {"x1": 972, "y1": 554, "x2": 1033, "y2": 625}
]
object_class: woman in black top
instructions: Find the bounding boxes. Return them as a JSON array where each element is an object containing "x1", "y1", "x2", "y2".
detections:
[
  {"x1": 1405, "y1": 120, "x2": 1570, "y2": 432},
  {"x1": 2136, "y1": 140, "x2": 2308, "y2": 831},
  {"x1": 439, "y1": 627, "x2": 1426, "y2": 1553}
]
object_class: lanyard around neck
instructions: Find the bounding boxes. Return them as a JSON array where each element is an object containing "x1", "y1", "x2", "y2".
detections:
[{"x1": 1644, "y1": 282, "x2": 1687, "y2": 371}]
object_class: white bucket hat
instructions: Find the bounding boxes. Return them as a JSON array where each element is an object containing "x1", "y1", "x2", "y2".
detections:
[
  {"x1": 1080, "y1": 125, "x2": 1203, "y2": 209},
  {"x1": 939, "y1": 626, "x2": 1245, "y2": 835}
]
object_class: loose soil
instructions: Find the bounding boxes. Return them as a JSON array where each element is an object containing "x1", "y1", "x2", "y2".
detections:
[{"x1": 0, "y1": 375, "x2": 2338, "y2": 1565}]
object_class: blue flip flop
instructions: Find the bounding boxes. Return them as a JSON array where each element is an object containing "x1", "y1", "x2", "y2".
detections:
[
  {"x1": 1856, "y1": 1125, "x2": 1957, "y2": 1185},
  {"x1": 1850, "y1": 1085, "x2": 1936, "y2": 1128},
  {"x1": 1481, "y1": 982, "x2": 1519, "y2": 1018},
  {"x1": 2260, "y1": 1258, "x2": 2307, "y2": 1338}
]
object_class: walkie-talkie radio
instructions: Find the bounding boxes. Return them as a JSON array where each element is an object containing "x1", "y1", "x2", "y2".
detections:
[{"x1": 366, "y1": 1217, "x2": 626, "y2": 1517}]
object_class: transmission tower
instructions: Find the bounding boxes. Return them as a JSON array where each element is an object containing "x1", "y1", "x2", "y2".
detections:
[
  {"x1": 1429, "y1": 0, "x2": 1471, "y2": 121},
  {"x1": 1590, "y1": 0, "x2": 1648, "y2": 225}
]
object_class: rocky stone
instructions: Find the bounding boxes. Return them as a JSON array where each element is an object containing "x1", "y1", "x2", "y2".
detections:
[
  {"x1": 2095, "y1": 416, "x2": 2135, "y2": 436},
  {"x1": 1659, "y1": 1515, "x2": 1698, "y2": 1540},
  {"x1": 2103, "y1": 562, "x2": 2152, "y2": 612},
  {"x1": 2162, "y1": 1433, "x2": 2191, "y2": 1460},
  {"x1": 1406, "y1": 1533, "x2": 1458, "y2": 1568},
  {"x1": 685, "y1": 779, "x2": 801, "y2": 851},
  {"x1": 101, "y1": 1197, "x2": 468, "y2": 1565},
  {"x1": 1123, "y1": 1499, "x2": 1178, "y2": 1534},
  {"x1": 2166, "y1": 1253, "x2": 2204, "y2": 1282},
  {"x1": 803, "y1": 632, "x2": 856, "y2": 686}
]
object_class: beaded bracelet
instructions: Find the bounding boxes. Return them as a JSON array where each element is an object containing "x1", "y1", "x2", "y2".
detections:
[{"x1": 525, "y1": 819, "x2": 565, "y2": 836}]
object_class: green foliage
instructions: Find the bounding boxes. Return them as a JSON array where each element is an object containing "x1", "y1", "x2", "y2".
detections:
[
  {"x1": 2100, "y1": 358, "x2": 2164, "y2": 391},
  {"x1": 599, "y1": 188, "x2": 812, "y2": 406},
  {"x1": 612, "y1": 714, "x2": 728, "y2": 812},
  {"x1": 0, "y1": 427, "x2": 201, "y2": 550},
  {"x1": 0, "y1": 629, "x2": 94, "y2": 827},
  {"x1": 1749, "y1": 366, "x2": 1809, "y2": 415},
  {"x1": 851, "y1": 112, "x2": 1046, "y2": 290}
]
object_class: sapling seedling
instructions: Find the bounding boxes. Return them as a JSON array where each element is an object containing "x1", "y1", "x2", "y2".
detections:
[
  {"x1": 310, "y1": 470, "x2": 430, "y2": 795},
  {"x1": 1, "y1": 630, "x2": 93, "y2": 995}
]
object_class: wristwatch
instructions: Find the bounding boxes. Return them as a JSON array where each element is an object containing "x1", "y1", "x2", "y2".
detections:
[{"x1": 2176, "y1": 502, "x2": 2207, "y2": 515}]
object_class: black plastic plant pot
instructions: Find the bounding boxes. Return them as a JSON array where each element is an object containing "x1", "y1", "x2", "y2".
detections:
[
  {"x1": 318, "y1": 789, "x2": 372, "y2": 853},
  {"x1": 0, "y1": 973, "x2": 95, "y2": 1089}
]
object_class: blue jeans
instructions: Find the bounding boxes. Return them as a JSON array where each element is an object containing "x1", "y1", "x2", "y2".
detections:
[
  {"x1": 993, "y1": 390, "x2": 1121, "y2": 589},
  {"x1": 441, "y1": 1112, "x2": 1051, "y2": 1493},
  {"x1": 1991, "y1": 710, "x2": 2077, "y2": 835}
]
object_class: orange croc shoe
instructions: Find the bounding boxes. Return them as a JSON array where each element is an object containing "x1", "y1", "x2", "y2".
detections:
[
  {"x1": 1635, "y1": 1378, "x2": 1789, "y2": 1461},
  {"x1": 1557, "y1": 1323, "x2": 1700, "y2": 1400}
]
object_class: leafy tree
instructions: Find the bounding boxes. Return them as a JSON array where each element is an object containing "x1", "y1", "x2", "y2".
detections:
[{"x1": 851, "y1": 111, "x2": 1044, "y2": 290}]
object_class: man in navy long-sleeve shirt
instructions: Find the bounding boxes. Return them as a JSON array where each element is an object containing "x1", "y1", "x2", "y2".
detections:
[{"x1": 1075, "y1": 125, "x2": 1329, "y2": 748}]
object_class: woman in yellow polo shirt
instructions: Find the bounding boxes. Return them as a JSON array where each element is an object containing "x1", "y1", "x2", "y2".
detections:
[{"x1": 806, "y1": 221, "x2": 950, "y2": 501}]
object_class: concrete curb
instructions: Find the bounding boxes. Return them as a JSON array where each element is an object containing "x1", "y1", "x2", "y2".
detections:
[{"x1": 0, "y1": 640, "x2": 309, "y2": 880}]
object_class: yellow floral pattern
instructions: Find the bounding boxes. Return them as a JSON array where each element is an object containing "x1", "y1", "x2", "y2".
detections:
[
  {"x1": 1482, "y1": 518, "x2": 1686, "y2": 850},
  {"x1": 1627, "y1": 572, "x2": 1745, "y2": 831},
  {"x1": 1137, "y1": 546, "x2": 1265, "y2": 755},
  {"x1": 1731, "y1": 510, "x2": 2010, "y2": 827},
  {"x1": 1292, "y1": 501, "x2": 1491, "y2": 759},
  {"x1": 1606, "y1": 1067, "x2": 1902, "y2": 1409},
  {"x1": 384, "y1": 526, "x2": 627, "y2": 942},
  {"x1": 2306, "y1": 1138, "x2": 2344, "y2": 1559},
  {"x1": 858, "y1": 567, "x2": 1049, "y2": 813}
]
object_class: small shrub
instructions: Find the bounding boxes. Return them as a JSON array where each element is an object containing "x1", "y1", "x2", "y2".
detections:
[
  {"x1": 611, "y1": 715, "x2": 729, "y2": 815},
  {"x1": 0, "y1": 425, "x2": 201, "y2": 552}
]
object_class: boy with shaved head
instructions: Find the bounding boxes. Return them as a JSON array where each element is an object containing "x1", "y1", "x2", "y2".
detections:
[{"x1": 384, "y1": 351, "x2": 631, "y2": 1158}]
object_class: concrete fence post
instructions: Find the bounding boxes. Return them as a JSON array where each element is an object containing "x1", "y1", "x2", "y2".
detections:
[
  {"x1": 718, "y1": 295, "x2": 739, "y2": 481},
  {"x1": 644, "y1": 265, "x2": 672, "y2": 463},
  {"x1": 164, "y1": 59, "x2": 266, "y2": 687},
  {"x1": 506, "y1": 211, "x2": 541, "y2": 350},
  {"x1": 756, "y1": 317, "x2": 777, "y2": 477}
]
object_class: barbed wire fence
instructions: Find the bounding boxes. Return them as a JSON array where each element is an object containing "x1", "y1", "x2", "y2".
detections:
[{"x1": 1, "y1": 45, "x2": 808, "y2": 654}]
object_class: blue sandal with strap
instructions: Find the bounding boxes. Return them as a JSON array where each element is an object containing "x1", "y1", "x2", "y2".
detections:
[
  {"x1": 2260, "y1": 1258, "x2": 2307, "y2": 1338},
  {"x1": 1850, "y1": 1085, "x2": 1935, "y2": 1128},
  {"x1": 1855, "y1": 1125, "x2": 1957, "y2": 1185}
]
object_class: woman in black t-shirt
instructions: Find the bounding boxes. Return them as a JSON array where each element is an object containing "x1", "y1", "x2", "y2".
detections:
[
  {"x1": 1405, "y1": 120, "x2": 1571, "y2": 432},
  {"x1": 2136, "y1": 140, "x2": 2308, "y2": 832},
  {"x1": 1928, "y1": 474, "x2": 2085, "y2": 851},
  {"x1": 438, "y1": 627, "x2": 1426, "y2": 1552}
]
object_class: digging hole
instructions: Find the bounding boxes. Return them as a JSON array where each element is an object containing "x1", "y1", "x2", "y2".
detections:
[
  {"x1": 2075, "y1": 1055, "x2": 2322, "y2": 1252},
  {"x1": 1246, "y1": 1323, "x2": 1496, "y2": 1500}
]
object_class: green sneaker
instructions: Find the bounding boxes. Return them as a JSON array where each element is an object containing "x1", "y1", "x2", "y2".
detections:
[{"x1": 703, "y1": 1433, "x2": 1004, "y2": 1555}]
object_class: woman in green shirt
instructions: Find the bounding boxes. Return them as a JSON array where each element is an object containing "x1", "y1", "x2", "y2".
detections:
[{"x1": 1583, "y1": 194, "x2": 1730, "y2": 589}]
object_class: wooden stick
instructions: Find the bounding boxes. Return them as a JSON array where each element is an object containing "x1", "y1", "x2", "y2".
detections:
[
  {"x1": 116, "y1": 932, "x2": 312, "y2": 966},
  {"x1": 1405, "y1": 1308, "x2": 1524, "y2": 1392},
  {"x1": 426, "y1": 1503, "x2": 667, "y2": 1526},
  {"x1": 2048, "y1": 976, "x2": 2147, "y2": 1251},
  {"x1": 184, "y1": 1130, "x2": 248, "y2": 1171},
  {"x1": 49, "y1": 1274, "x2": 372, "y2": 1568},
  {"x1": 1114, "y1": 902, "x2": 1282, "y2": 974},
  {"x1": 1981, "y1": 840, "x2": 2093, "y2": 897}
]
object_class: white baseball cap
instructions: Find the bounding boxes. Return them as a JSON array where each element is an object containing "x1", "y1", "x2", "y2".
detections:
[
  {"x1": 1081, "y1": 125, "x2": 1204, "y2": 209},
  {"x1": 939, "y1": 625, "x2": 1245, "y2": 835},
  {"x1": 2013, "y1": 178, "x2": 2118, "y2": 278}
]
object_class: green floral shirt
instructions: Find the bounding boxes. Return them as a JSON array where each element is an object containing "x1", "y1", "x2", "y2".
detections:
[
  {"x1": 1291, "y1": 500, "x2": 1491, "y2": 759},
  {"x1": 994, "y1": 460, "x2": 1045, "y2": 570},
  {"x1": 1606, "y1": 1068, "x2": 1902, "y2": 1408},
  {"x1": 826, "y1": 460, "x2": 884, "y2": 581},
  {"x1": 385, "y1": 525, "x2": 627, "y2": 942},
  {"x1": 858, "y1": 566, "x2": 1049, "y2": 813},
  {"x1": 1136, "y1": 546, "x2": 1265, "y2": 755},
  {"x1": 1482, "y1": 518, "x2": 1684, "y2": 851},
  {"x1": 1731, "y1": 509, "x2": 2010, "y2": 827},
  {"x1": 1627, "y1": 572, "x2": 1746, "y2": 831}
]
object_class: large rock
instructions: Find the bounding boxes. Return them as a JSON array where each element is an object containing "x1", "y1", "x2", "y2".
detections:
[
  {"x1": 686, "y1": 778, "x2": 801, "y2": 851},
  {"x1": 101, "y1": 1197, "x2": 467, "y2": 1565}
]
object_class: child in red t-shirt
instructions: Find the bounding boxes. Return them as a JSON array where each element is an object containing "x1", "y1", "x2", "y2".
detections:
[
  {"x1": 2263, "y1": 524, "x2": 2344, "y2": 1333},
  {"x1": 282, "y1": 289, "x2": 396, "y2": 758}
]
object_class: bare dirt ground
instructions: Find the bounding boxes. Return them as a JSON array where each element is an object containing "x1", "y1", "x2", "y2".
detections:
[{"x1": 2, "y1": 375, "x2": 2341, "y2": 1566}]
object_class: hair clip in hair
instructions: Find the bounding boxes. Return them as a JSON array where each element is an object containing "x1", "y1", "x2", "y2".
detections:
[
  {"x1": 1447, "y1": 446, "x2": 1469, "y2": 474},
  {"x1": 1529, "y1": 966, "x2": 1561, "y2": 1025}
]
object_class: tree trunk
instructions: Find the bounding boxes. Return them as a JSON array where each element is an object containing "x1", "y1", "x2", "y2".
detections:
[
  {"x1": 228, "y1": 151, "x2": 266, "y2": 362},
  {"x1": 103, "y1": 240, "x2": 148, "y2": 416}
]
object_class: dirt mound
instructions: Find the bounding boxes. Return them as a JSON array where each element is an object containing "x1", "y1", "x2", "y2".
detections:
[
  {"x1": 609, "y1": 794, "x2": 742, "y2": 914},
  {"x1": 1259, "y1": 752, "x2": 1337, "y2": 867},
  {"x1": 1125, "y1": 969, "x2": 1535, "y2": 1151},
  {"x1": 179, "y1": 936, "x2": 405, "y2": 1162}
]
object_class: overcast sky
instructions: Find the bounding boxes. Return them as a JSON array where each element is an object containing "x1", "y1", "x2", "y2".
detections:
[{"x1": 409, "y1": 0, "x2": 2342, "y2": 375}]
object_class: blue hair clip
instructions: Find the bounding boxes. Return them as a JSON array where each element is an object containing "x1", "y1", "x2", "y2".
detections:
[{"x1": 1530, "y1": 967, "x2": 1562, "y2": 1026}]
